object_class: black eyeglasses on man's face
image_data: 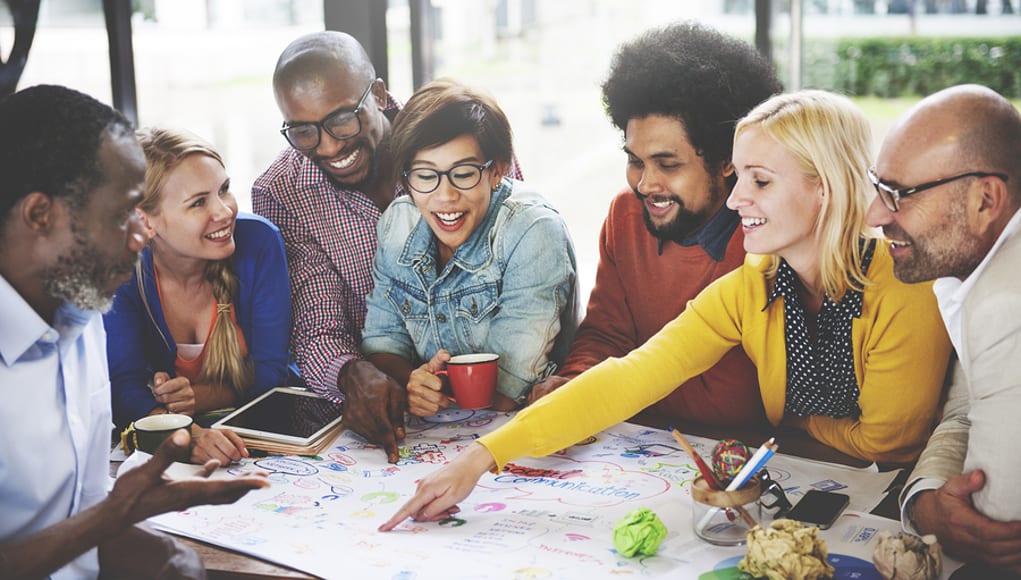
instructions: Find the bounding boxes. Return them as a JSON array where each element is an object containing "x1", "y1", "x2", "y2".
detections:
[
  {"x1": 868, "y1": 167, "x2": 1009, "y2": 213},
  {"x1": 280, "y1": 81, "x2": 375, "y2": 151}
]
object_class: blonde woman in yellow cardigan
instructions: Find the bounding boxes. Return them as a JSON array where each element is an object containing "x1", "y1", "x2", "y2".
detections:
[{"x1": 380, "y1": 90, "x2": 952, "y2": 530}]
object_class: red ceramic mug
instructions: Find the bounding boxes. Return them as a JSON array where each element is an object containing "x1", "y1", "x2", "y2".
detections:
[{"x1": 436, "y1": 353, "x2": 499, "y2": 410}]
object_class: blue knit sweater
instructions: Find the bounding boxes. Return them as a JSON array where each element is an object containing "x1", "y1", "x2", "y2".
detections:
[{"x1": 104, "y1": 213, "x2": 294, "y2": 428}]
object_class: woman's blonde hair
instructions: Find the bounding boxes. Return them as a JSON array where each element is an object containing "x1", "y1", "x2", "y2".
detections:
[
  {"x1": 136, "y1": 126, "x2": 252, "y2": 393},
  {"x1": 735, "y1": 90, "x2": 874, "y2": 300}
]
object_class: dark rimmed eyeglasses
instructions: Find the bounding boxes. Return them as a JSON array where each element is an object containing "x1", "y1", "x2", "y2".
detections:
[
  {"x1": 868, "y1": 167, "x2": 1008, "y2": 212},
  {"x1": 280, "y1": 81, "x2": 375, "y2": 151},
  {"x1": 403, "y1": 160, "x2": 494, "y2": 194},
  {"x1": 758, "y1": 469, "x2": 793, "y2": 517}
]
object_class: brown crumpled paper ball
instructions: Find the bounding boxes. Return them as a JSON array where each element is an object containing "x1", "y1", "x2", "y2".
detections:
[
  {"x1": 738, "y1": 519, "x2": 836, "y2": 580},
  {"x1": 872, "y1": 532, "x2": 943, "y2": 580}
]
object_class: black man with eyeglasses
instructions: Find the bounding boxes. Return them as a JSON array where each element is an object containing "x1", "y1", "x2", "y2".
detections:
[
  {"x1": 253, "y1": 32, "x2": 522, "y2": 464},
  {"x1": 867, "y1": 84, "x2": 1021, "y2": 577}
]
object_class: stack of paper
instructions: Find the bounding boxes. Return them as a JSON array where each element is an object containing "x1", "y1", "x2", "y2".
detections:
[{"x1": 239, "y1": 422, "x2": 344, "y2": 456}]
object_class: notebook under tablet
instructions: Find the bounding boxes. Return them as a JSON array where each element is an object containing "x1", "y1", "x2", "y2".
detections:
[{"x1": 213, "y1": 387, "x2": 343, "y2": 446}]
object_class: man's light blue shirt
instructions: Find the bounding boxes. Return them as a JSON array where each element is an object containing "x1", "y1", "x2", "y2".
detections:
[{"x1": 0, "y1": 274, "x2": 112, "y2": 579}]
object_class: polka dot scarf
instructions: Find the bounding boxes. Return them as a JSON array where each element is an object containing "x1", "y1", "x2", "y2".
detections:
[{"x1": 765, "y1": 239, "x2": 876, "y2": 419}]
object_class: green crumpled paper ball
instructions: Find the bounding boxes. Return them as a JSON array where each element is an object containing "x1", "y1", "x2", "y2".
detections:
[{"x1": 613, "y1": 507, "x2": 667, "y2": 557}]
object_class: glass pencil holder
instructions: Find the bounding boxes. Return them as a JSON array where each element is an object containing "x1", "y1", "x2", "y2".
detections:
[{"x1": 691, "y1": 476, "x2": 762, "y2": 546}]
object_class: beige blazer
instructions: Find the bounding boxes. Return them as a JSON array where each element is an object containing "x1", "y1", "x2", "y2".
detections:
[{"x1": 903, "y1": 230, "x2": 1021, "y2": 522}]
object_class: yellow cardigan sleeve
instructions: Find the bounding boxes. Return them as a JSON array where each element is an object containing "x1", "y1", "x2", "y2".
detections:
[
  {"x1": 479, "y1": 246, "x2": 950, "y2": 468},
  {"x1": 796, "y1": 247, "x2": 951, "y2": 463},
  {"x1": 478, "y1": 265, "x2": 753, "y2": 470}
]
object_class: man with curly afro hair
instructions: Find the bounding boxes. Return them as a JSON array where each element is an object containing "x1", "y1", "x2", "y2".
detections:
[{"x1": 528, "y1": 22, "x2": 782, "y2": 426}]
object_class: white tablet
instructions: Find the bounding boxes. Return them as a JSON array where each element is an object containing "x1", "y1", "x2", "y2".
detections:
[{"x1": 213, "y1": 387, "x2": 343, "y2": 446}]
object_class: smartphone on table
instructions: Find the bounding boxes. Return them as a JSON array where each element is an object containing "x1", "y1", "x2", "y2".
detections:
[{"x1": 785, "y1": 489, "x2": 850, "y2": 529}]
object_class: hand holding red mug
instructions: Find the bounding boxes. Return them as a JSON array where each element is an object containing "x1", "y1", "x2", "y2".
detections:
[
  {"x1": 407, "y1": 350, "x2": 500, "y2": 416},
  {"x1": 407, "y1": 350, "x2": 453, "y2": 416},
  {"x1": 436, "y1": 353, "x2": 500, "y2": 410}
]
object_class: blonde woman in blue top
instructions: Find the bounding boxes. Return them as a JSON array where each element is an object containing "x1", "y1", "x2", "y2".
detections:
[
  {"x1": 105, "y1": 128, "x2": 293, "y2": 464},
  {"x1": 361, "y1": 79, "x2": 577, "y2": 414}
]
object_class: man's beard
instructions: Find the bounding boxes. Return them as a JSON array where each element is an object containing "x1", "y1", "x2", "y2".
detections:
[
  {"x1": 884, "y1": 223, "x2": 983, "y2": 284},
  {"x1": 638, "y1": 178, "x2": 724, "y2": 244},
  {"x1": 884, "y1": 193, "x2": 985, "y2": 283},
  {"x1": 42, "y1": 228, "x2": 137, "y2": 313}
]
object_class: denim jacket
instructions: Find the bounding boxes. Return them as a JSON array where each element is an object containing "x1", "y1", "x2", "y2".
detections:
[{"x1": 362, "y1": 178, "x2": 578, "y2": 402}]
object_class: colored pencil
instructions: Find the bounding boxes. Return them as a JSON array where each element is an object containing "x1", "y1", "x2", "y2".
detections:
[
  {"x1": 724, "y1": 437, "x2": 775, "y2": 492},
  {"x1": 669, "y1": 427, "x2": 724, "y2": 490}
]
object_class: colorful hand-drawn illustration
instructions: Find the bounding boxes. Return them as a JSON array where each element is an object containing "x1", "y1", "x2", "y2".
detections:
[{"x1": 144, "y1": 412, "x2": 914, "y2": 579}]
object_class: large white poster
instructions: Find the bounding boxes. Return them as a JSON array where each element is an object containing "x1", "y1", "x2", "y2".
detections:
[{"x1": 136, "y1": 409, "x2": 957, "y2": 579}]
